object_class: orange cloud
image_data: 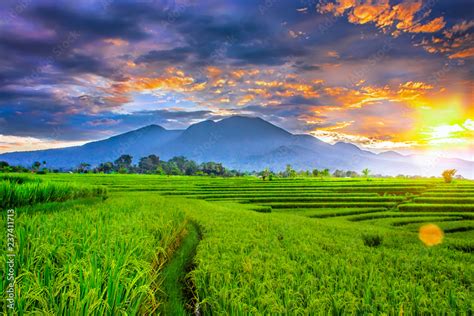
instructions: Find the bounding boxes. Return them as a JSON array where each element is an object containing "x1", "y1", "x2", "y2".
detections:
[
  {"x1": 237, "y1": 94, "x2": 255, "y2": 106},
  {"x1": 101, "y1": 69, "x2": 208, "y2": 106},
  {"x1": 255, "y1": 80, "x2": 319, "y2": 98},
  {"x1": 246, "y1": 88, "x2": 271, "y2": 98},
  {"x1": 448, "y1": 47, "x2": 474, "y2": 59},
  {"x1": 319, "y1": 121, "x2": 354, "y2": 131},
  {"x1": 409, "y1": 17, "x2": 445, "y2": 33},
  {"x1": 397, "y1": 81, "x2": 434, "y2": 99},
  {"x1": 323, "y1": 81, "x2": 434, "y2": 109},
  {"x1": 318, "y1": 0, "x2": 446, "y2": 35},
  {"x1": 231, "y1": 69, "x2": 260, "y2": 79},
  {"x1": 207, "y1": 66, "x2": 222, "y2": 79},
  {"x1": 348, "y1": 2, "x2": 390, "y2": 25},
  {"x1": 413, "y1": 18, "x2": 473, "y2": 58}
]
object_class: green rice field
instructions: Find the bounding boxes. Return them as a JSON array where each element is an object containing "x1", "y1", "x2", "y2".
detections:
[{"x1": 1, "y1": 174, "x2": 473, "y2": 314}]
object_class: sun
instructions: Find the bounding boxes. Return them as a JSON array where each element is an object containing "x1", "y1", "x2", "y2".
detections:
[{"x1": 419, "y1": 224, "x2": 444, "y2": 246}]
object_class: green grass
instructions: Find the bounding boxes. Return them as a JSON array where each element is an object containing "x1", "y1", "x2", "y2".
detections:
[
  {"x1": 160, "y1": 222, "x2": 201, "y2": 315},
  {"x1": 0, "y1": 174, "x2": 42, "y2": 184},
  {"x1": 184, "y1": 198, "x2": 473, "y2": 314},
  {"x1": 1, "y1": 174, "x2": 473, "y2": 314},
  {"x1": 399, "y1": 204, "x2": 474, "y2": 212},
  {"x1": 273, "y1": 207, "x2": 387, "y2": 218},
  {"x1": 1, "y1": 193, "x2": 187, "y2": 314},
  {"x1": 0, "y1": 179, "x2": 107, "y2": 210}
]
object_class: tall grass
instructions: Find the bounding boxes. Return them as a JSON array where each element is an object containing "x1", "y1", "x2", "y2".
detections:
[
  {"x1": 0, "y1": 174, "x2": 42, "y2": 184},
  {"x1": 1, "y1": 174, "x2": 472, "y2": 314},
  {"x1": 0, "y1": 194, "x2": 187, "y2": 314},
  {"x1": 182, "y1": 198, "x2": 473, "y2": 314},
  {"x1": 0, "y1": 180, "x2": 107, "y2": 210}
]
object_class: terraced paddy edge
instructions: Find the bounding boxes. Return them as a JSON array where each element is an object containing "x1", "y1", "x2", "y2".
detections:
[
  {"x1": 180, "y1": 198, "x2": 473, "y2": 314},
  {"x1": 348, "y1": 212, "x2": 474, "y2": 222},
  {"x1": 5, "y1": 174, "x2": 473, "y2": 314},
  {"x1": 399, "y1": 204, "x2": 474, "y2": 212}
]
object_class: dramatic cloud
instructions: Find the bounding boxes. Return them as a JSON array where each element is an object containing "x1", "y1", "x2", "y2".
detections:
[{"x1": 0, "y1": 0, "x2": 472, "y2": 158}]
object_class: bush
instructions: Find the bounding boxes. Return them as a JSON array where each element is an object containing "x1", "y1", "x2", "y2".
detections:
[{"x1": 362, "y1": 233, "x2": 383, "y2": 247}]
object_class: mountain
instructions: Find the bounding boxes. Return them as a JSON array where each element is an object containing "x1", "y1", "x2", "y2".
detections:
[
  {"x1": 0, "y1": 116, "x2": 472, "y2": 178},
  {"x1": 0, "y1": 125, "x2": 182, "y2": 168}
]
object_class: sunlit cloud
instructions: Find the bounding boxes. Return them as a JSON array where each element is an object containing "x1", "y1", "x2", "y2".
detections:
[
  {"x1": 318, "y1": 0, "x2": 445, "y2": 34},
  {"x1": 449, "y1": 47, "x2": 474, "y2": 59},
  {"x1": 0, "y1": 0, "x2": 471, "y2": 161},
  {"x1": 310, "y1": 130, "x2": 416, "y2": 150},
  {"x1": 0, "y1": 135, "x2": 88, "y2": 153}
]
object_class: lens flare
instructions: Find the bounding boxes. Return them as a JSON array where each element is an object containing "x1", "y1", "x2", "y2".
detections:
[{"x1": 419, "y1": 224, "x2": 444, "y2": 246}]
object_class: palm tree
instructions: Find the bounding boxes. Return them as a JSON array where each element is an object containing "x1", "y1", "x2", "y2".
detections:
[
  {"x1": 262, "y1": 168, "x2": 270, "y2": 181},
  {"x1": 362, "y1": 168, "x2": 370, "y2": 179}
]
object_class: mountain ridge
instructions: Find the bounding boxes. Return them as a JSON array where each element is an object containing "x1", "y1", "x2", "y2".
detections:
[{"x1": 0, "y1": 116, "x2": 472, "y2": 178}]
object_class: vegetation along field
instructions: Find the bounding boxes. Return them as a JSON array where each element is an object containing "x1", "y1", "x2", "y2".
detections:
[{"x1": 1, "y1": 173, "x2": 473, "y2": 314}]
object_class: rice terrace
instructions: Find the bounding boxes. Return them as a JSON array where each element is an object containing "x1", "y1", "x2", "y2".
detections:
[
  {"x1": 1, "y1": 0, "x2": 474, "y2": 314},
  {"x1": 1, "y1": 172, "x2": 473, "y2": 314}
]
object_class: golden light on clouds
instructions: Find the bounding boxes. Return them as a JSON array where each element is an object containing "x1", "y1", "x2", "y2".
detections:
[
  {"x1": 318, "y1": 0, "x2": 445, "y2": 33},
  {"x1": 419, "y1": 224, "x2": 444, "y2": 246},
  {"x1": 449, "y1": 47, "x2": 474, "y2": 59},
  {"x1": 317, "y1": 1, "x2": 473, "y2": 59}
]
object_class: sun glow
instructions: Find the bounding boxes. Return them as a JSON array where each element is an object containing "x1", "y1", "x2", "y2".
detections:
[
  {"x1": 419, "y1": 224, "x2": 444, "y2": 247},
  {"x1": 412, "y1": 94, "x2": 473, "y2": 150}
]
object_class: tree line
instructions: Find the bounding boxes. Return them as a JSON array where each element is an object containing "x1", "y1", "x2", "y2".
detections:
[
  {"x1": 0, "y1": 157, "x2": 461, "y2": 182},
  {"x1": 76, "y1": 155, "x2": 244, "y2": 176}
]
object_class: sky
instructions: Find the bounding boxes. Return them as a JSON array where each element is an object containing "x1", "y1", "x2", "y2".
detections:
[{"x1": 0, "y1": 0, "x2": 473, "y2": 160}]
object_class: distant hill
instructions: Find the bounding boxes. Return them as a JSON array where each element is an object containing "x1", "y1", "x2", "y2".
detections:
[{"x1": 1, "y1": 116, "x2": 472, "y2": 178}]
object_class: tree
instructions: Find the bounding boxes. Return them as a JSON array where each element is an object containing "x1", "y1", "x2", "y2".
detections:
[
  {"x1": 156, "y1": 165, "x2": 165, "y2": 175},
  {"x1": 96, "y1": 162, "x2": 114, "y2": 173},
  {"x1": 138, "y1": 155, "x2": 160, "y2": 174},
  {"x1": 76, "y1": 163, "x2": 91, "y2": 173},
  {"x1": 32, "y1": 161, "x2": 42, "y2": 171},
  {"x1": 321, "y1": 168, "x2": 330, "y2": 178},
  {"x1": 345, "y1": 170, "x2": 359, "y2": 178},
  {"x1": 333, "y1": 169, "x2": 344, "y2": 177},
  {"x1": 285, "y1": 164, "x2": 296, "y2": 178},
  {"x1": 362, "y1": 168, "x2": 370, "y2": 179},
  {"x1": 200, "y1": 162, "x2": 226, "y2": 176},
  {"x1": 442, "y1": 169, "x2": 456, "y2": 183},
  {"x1": 114, "y1": 155, "x2": 133, "y2": 170},
  {"x1": 183, "y1": 160, "x2": 199, "y2": 176},
  {"x1": 118, "y1": 167, "x2": 128, "y2": 174},
  {"x1": 0, "y1": 161, "x2": 9, "y2": 172},
  {"x1": 312, "y1": 169, "x2": 320, "y2": 177},
  {"x1": 262, "y1": 168, "x2": 270, "y2": 181}
]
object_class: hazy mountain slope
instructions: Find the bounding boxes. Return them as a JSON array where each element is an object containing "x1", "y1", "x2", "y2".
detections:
[
  {"x1": 0, "y1": 125, "x2": 182, "y2": 169},
  {"x1": 0, "y1": 116, "x2": 472, "y2": 177}
]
